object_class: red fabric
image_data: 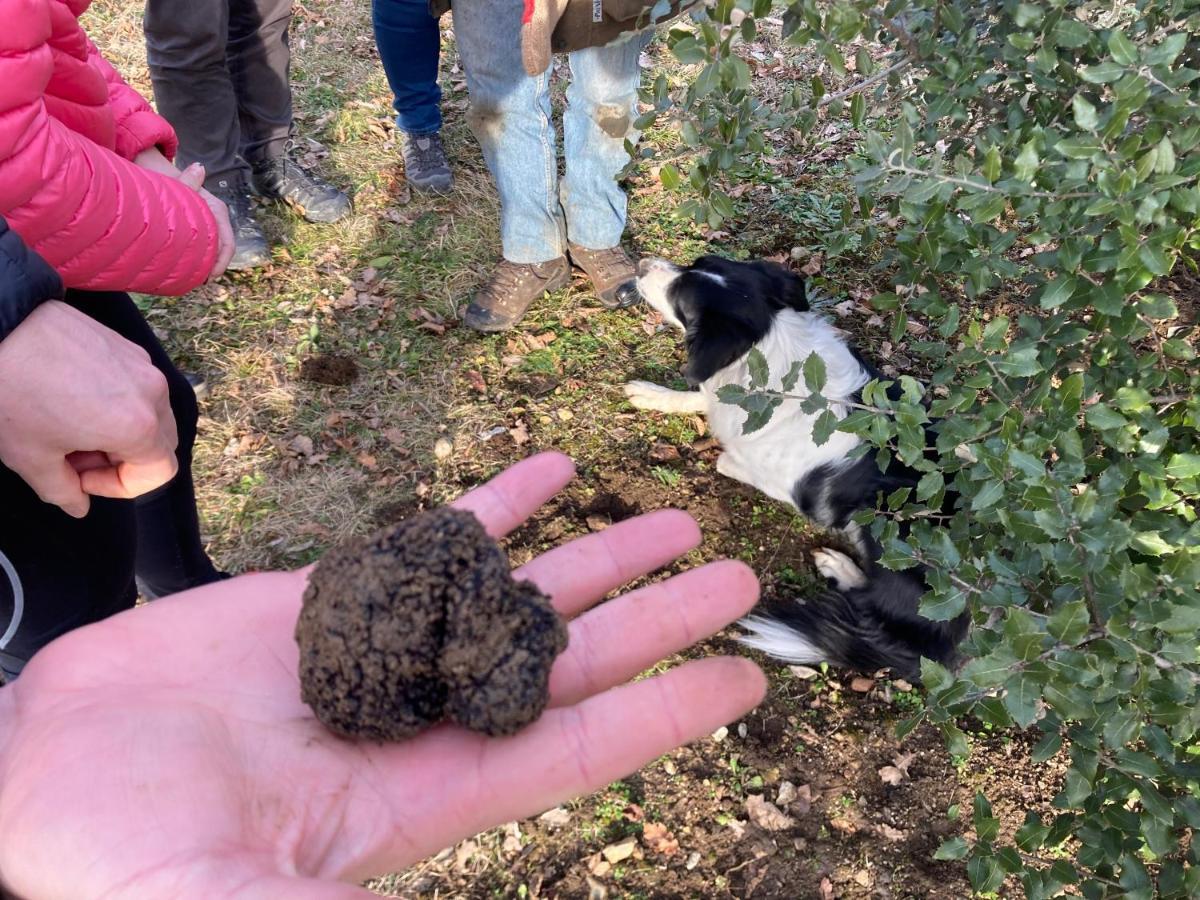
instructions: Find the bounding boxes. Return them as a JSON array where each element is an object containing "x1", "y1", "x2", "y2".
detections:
[
  {"x1": 523, "y1": 0, "x2": 536, "y2": 26},
  {"x1": 0, "y1": 0, "x2": 217, "y2": 295}
]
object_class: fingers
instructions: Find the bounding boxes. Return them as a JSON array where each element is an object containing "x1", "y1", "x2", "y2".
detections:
[
  {"x1": 23, "y1": 457, "x2": 90, "y2": 519},
  {"x1": 515, "y1": 509, "x2": 701, "y2": 617},
  {"x1": 229, "y1": 876, "x2": 375, "y2": 900},
  {"x1": 79, "y1": 454, "x2": 179, "y2": 499},
  {"x1": 178, "y1": 163, "x2": 206, "y2": 190},
  {"x1": 457, "y1": 658, "x2": 765, "y2": 840},
  {"x1": 547, "y1": 560, "x2": 760, "y2": 707},
  {"x1": 450, "y1": 451, "x2": 575, "y2": 538}
]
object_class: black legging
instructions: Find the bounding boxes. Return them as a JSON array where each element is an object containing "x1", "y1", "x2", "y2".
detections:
[{"x1": 0, "y1": 291, "x2": 221, "y2": 678}]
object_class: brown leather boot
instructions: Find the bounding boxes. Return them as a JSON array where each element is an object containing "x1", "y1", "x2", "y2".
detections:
[
  {"x1": 463, "y1": 257, "x2": 571, "y2": 332},
  {"x1": 568, "y1": 243, "x2": 641, "y2": 309}
]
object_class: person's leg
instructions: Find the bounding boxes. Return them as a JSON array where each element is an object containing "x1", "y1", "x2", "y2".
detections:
[
  {"x1": 227, "y1": 0, "x2": 295, "y2": 169},
  {"x1": 453, "y1": 0, "x2": 570, "y2": 330},
  {"x1": 373, "y1": 0, "x2": 453, "y2": 193},
  {"x1": 373, "y1": 0, "x2": 444, "y2": 136},
  {"x1": 62, "y1": 293, "x2": 223, "y2": 599},
  {"x1": 562, "y1": 32, "x2": 650, "y2": 249},
  {"x1": 452, "y1": 0, "x2": 563, "y2": 264},
  {"x1": 145, "y1": 0, "x2": 270, "y2": 268},
  {"x1": 0, "y1": 468, "x2": 137, "y2": 680},
  {"x1": 556, "y1": 33, "x2": 649, "y2": 308},
  {"x1": 144, "y1": 0, "x2": 242, "y2": 186}
]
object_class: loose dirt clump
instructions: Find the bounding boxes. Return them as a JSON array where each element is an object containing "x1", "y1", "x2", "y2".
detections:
[
  {"x1": 300, "y1": 353, "x2": 360, "y2": 386},
  {"x1": 296, "y1": 507, "x2": 567, "y2": 740}
]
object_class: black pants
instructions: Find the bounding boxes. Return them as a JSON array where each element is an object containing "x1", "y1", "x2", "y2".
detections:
[
  {"x1": 0, "y1": 292, "x2": 220, "y2": 679},
  {"x1": 144, "y1": 0, "x2": 295, "y2": 189}
]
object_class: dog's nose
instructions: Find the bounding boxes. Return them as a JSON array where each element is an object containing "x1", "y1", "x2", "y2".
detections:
[{"x1": 637, "y1": 257, "x2": 656, "y2": 277}]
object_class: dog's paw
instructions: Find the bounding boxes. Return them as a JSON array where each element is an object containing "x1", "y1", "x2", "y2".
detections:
[
  {"x1": 623, "y1": 380, "x2": 671, "y2": 410},
  {"x1": 812, "y1": 547, "x2": 867, "y2": 591}
]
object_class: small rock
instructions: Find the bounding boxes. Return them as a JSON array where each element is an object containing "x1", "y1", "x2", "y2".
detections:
[
  {"x1": 502, "y1": 822, "x2": 522, "y2": 855},
  {"x1": 557, "y1": 409, "x2": 573, "y2": 421},
  {"x1": 849, "y1": 677, "x2": 875, "y2": 693},
  {"x1": 745, "y1": 794, "x2": 795, "y2": 832},
  {"x1": 601, "y1": 837, "x2": 637, "y2": 865},
  {"x1": 586, "y1": 853, "x2": 611, "y2": 877},
  {"x1": 776, "y1": 781, "x2": 797, "y2": 807},
  {"x1": 586, "y1": 875, "x2": 609, "y2": 900},
  {"x1": 893, "y1": 679, "x2": 914, "y2": 692},
  {"x1": 663, "y1": 759, "x2": 677, "y2": 776},
  {"x1": 711, "y1": 726, "x2": 729, "y2": 742},
  {"x1": 854, "y1": 869, "x2": 871, "y2": 887},
  {"x1": 789, "y1": 665, "x2": 821, "y2": 680},
  {"x1": 538, "y1": 807, "x2": 571, "y2": 829},
  {"x1": 433, "y1": 438, "x2": 453, "y2": 460},
  {"x1": 819, "y1": 876, "x2": 835, "y2": 900},
  {"x1": 686, "y1": 851, "x2": 701, "y2": 871},
  {"x1": 738, "y1": 723, "x2": 748, "y2": 739}
]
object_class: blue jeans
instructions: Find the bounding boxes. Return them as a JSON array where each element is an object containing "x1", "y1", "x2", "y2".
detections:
[
  {"x1": 452, "y1": 0, "x2": 650, "y2": 263},
  {"x1": 373, "y1": 0, "x2": 443, "y2": 135}
]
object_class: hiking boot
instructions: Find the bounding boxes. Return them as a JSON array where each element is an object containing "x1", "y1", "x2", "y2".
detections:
[
  {"x1": 464, "y1": 257, "x2": 571, "y2": 332},
  {"x1": 250, "y1": 154, "x2": 352, "y2": 224},
  {"x1": 401, "y1": 131, "x2": 454, "y2": 194},
  {"x1": 210, "y1": 178, "x2": 270, "y2": 271},
  {"x1": 568, "y1": 243, "x2": 641, "y2": 309}
]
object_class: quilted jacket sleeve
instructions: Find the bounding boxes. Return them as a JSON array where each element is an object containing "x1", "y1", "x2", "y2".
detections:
[
  {"x1": 0, "y1": 216, "x2": 63, "y2": 345},
  {"x1": 84, "y1": 36, "x2": 178, "y2": 162},
  {"x1": 0, "y1": 3, "x2": 217, "y2": 295}
]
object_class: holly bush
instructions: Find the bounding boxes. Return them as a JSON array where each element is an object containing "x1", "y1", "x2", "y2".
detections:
[{"x1": 639, "y1": 1, "x2": 1200, "y2": 896}]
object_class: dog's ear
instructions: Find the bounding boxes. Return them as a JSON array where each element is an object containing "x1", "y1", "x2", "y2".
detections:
[
  {"x1": 681, "y1": 302, "x2": 763, "y2": 386},
  {"x1": 756, "y1": 261, "x2": 808, "y2": 311}
]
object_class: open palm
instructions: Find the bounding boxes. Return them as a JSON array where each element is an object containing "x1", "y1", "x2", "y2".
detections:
[{"x1": 0, "y1": 453, "x2": 765, "y2": 899}]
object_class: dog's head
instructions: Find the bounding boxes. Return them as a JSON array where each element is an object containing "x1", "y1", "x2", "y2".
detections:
[{"x1": 636, "y1": 255, "x2": 809, "y2": 386}]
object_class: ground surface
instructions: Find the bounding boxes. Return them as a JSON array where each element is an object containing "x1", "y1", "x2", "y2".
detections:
[{"x1": 86, "y1": 2, "x2": 1069, "y2": 896}]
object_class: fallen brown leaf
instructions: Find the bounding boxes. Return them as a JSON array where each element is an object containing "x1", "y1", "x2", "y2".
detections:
[
  {"x1": 745, "y1": 794, "x2": 795, "y2": 832},
  {"x1": 466, "y1": 370, "x2": 487, "y2": 393},
  {"x1": 356, "y1": 452, "x2": 378, "y2": 470},
  {"x1": 642, "y1": 822, "x2": 680, "y2": 856},
  {"x1": 287, "y1": 434, "x2": 315, "y2": 457},
  {"x1": 800, "y1": 252, "x2": 825, "y2": 276}
]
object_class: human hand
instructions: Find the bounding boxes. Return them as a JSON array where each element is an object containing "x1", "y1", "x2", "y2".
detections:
[
  {"x1": 134, "y1": 148, "x2": 235, "y2": 280},
  {"x1": 0, "y1": 453, "x2": 766, "y2": 898},
  {"x1": 0, "y1": 301, "x2": 179, "y2": 518}
]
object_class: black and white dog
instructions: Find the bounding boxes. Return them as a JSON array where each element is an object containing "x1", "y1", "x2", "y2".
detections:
[{"x1": 625, "y1": 255, "x2": 967, "y2": 682}]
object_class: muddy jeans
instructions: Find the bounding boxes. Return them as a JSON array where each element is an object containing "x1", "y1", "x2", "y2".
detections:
[
  {"x1": 452, "y1": 0, "x2": 650, "y2": 263},
  {"x1": 144, "y1": 0, "x2": 294, "y2": 190}
]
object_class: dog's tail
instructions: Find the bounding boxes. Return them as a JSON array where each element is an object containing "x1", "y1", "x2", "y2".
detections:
[{"x1": 738, "y1": 587, "x2": 957, "y2": 683}]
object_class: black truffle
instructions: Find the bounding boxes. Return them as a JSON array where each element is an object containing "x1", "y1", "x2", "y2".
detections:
[{"x1": 295, "y1": 507, "x2": 567, "y2": 740}]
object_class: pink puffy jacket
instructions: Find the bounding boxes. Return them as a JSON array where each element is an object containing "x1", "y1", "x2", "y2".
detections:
[{"x1": 0, "y1": 0, "x2": 217, "y2": 295}]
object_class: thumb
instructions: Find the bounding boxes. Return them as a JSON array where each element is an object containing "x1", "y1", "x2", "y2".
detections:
[
  {"x1": 26, "y1": 458, "x2": 91, "y2": 519},
  {"x1": 79, "y1": 454, "x2": 179, "y2": 500},
  {"x1": 178, "y1": 163, "x2": 206, "y2": 191}
]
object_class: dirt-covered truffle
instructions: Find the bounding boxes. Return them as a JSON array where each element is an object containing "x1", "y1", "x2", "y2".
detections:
[{"x1": 295, "y1": 507, "x2": 567, "y2": 740}]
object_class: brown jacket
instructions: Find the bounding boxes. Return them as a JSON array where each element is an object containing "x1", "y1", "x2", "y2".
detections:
[{"x1": 431, "y1": 0, "x2": 694, "y2": 55}]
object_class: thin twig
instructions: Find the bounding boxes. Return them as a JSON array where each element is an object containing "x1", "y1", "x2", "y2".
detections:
[{"x1": 817, "y1": 59, "x2": 912, "y2": 108}]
